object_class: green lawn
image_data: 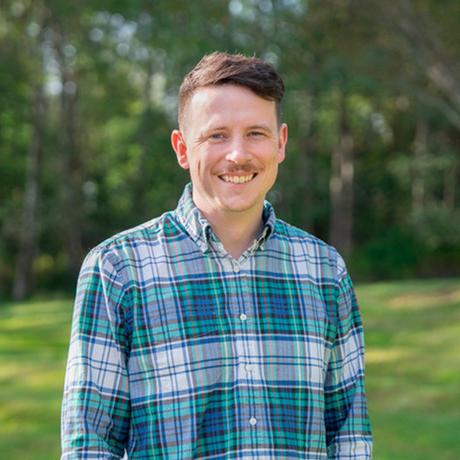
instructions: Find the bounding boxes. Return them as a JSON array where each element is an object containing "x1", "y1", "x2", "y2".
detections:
[
  {"x1": 0, "y1": 299, "x2": 70, "y2": 460},
  {"x1": 357, "y1": 278, "x2": 460, "y2": 460},
  {"x1": 1, "y1": 278, "x2": 459, "y2": 459}
]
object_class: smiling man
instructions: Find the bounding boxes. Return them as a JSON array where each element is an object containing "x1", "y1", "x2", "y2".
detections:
[
  {"x1": 62, "y1": 52, "x2": 372, "y2": 459},
  {"x1": 171, "y1": 81, "x2": 287, "y2": 259}
]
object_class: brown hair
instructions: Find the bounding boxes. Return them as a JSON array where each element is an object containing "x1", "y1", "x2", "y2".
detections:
[{"x1": 178, "y1": 51, "x2": 285, "y2": 129}]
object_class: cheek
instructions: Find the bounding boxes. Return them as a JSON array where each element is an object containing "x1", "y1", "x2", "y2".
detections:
[
  {"x1": 261, "y1": 150, "x2": 282, "y2": 169},
  {"x1": 196, "y1": 150, "x2": 219, "y2": 174},
  {"x1": 189, "y1": 156, "x2": 207, "y2": 181}
]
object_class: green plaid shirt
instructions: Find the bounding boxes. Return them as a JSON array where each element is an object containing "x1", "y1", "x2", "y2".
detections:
[{"x1": 62, "y1": 183, "x2": 372, "y2": 459}]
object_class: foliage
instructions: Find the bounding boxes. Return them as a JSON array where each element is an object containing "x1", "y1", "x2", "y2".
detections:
[{"x1": 0, "y1": 0, "x2": 459, "y2": 298}]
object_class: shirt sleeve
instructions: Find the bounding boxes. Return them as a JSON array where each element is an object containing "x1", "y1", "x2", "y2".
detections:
[
  {"x1": 324, "y1": 258, "x2": 373, "y2": 459},
  {"x1": 61, "y1": 249, "x2": 131, "y2": 459}
]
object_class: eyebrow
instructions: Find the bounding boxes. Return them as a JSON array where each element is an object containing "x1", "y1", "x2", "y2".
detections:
[
  {"x1": 196, "y1": 126, "x2": 226, "y2": 141},
  {"x1": 203, "y1": 126, "x2": 227, "y2": 132},
  {"x1": 206, "y1": 124, "x2": 273, "y2": 132},
  {"x1": 198, "y1": 123, "x2": 274, "y2": 140},
  {"x1": 247, "y1": 124, "x2": 272, "y2": 132}
]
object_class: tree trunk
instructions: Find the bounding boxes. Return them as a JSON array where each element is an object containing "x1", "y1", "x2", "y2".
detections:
[
  {"x1": 412, "y1": 119, "x2": 428, "y2": 214},
  {"x1": 12, "y1": 84, "x2": 46, "y2": 300},
  {"x1": 297, "y1": 90, "x2": 315, "y2": 232},
  {"x1": 443, "y1": 157, "x2": 457, "y2": 210},
  {"x1": 135, "y1": 59, "x2": 155, "y2": 216},
  {"x1": 55, "y1": 27, "x2": 85, "y2": 275},
  {"x1": 329, "y1": 91, "x2": 355, "y2": 256}
]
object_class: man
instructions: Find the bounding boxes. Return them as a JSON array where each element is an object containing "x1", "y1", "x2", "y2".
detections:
[{"x1": 62, "y1": 52, "x2": 372, "y2": 459}]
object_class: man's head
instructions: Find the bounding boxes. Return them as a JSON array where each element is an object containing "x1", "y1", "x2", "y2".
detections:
[
  {"x1": 171, "y1": 52, "x2": 288, "y2": 223},
  {"x1": 178, "y1": 52, "x2": 285, "y2": 131}
]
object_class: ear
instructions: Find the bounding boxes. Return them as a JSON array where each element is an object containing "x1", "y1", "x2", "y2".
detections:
[
  {"x1": 171, "y1": 129, "x2": 189, "y2": 170},
  {"x1": 277, "y1": 123, "x2": 288, "y2": 163}
]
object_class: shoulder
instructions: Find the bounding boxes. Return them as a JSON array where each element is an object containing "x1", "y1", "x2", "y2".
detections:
[
  {"x1": 82, "y1": 211, "x2": 181, "y2": 273},
  {"x1": 273, "y1": 218, "x2": 338, "y2": 259},
  {"x1": 272, "y1": 218, "x2": 347, "y2": 280}
]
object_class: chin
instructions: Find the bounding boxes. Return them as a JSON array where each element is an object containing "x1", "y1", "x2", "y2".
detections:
[{"x1": 218, "y1": 198, "x2": 260, "y2": 214}]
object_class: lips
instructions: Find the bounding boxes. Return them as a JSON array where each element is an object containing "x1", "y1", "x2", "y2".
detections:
[{"x1": 219, "y1": 173, "x2": 257, "y2": 184}]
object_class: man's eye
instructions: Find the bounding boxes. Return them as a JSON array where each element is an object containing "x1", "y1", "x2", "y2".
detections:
[
  {"x1": 249, "y1": 131, "x2": 265, "y2": 137},
  {"x1": 210, "y1": 133, "x2": 225, "y2": 140}
]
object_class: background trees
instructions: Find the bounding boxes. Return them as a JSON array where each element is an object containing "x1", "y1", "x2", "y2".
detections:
[{"x1": 1, "y1": 0, "x2": 459, "y2": 299}]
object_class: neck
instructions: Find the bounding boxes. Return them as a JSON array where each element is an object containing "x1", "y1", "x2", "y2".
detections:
[{"x1": 201, "y1": 206, "x2": 264, "y2": 259}]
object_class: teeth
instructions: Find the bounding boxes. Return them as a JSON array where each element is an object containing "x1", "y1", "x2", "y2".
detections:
[{"x1": 221, "y1": 174, "x2": 254, "y2": 184}]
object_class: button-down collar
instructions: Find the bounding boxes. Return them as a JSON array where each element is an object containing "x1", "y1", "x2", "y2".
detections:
[{"x1": 174, "y1": 183, "x2": 276, "y2": 254}]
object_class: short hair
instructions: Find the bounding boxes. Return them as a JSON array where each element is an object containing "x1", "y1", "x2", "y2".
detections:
[{"x1": 178, "y1": 51, "x2": 285, "y2": 129}]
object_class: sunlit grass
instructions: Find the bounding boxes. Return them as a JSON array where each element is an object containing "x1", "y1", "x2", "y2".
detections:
[
  {"x1": 357, "y1": 278, "x2": 460, "y2": 460},
  {"x1": 1, "y1": 279, "x2": 459, "y2": 459},
  {"x1": 0, "y1": 299, "x2": 71, "y2": 460}
]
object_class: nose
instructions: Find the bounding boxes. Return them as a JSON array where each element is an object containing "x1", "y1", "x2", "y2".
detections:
[{"x1": 225, "y1": 137, "x2": 251, "y2": 164}]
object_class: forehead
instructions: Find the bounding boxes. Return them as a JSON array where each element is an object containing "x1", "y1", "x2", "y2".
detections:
[{"x1": 184, "y1": 84, "x2": 277, "y2": 130}]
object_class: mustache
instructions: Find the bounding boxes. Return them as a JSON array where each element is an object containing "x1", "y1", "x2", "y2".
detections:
[{"x1": 218, "y1": 163, "x2": 257, "y2": 174}]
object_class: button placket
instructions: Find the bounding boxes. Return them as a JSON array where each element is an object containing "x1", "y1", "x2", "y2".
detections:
[{"x1": 233, "y1": 257, "x2": 259, "y2": 431}]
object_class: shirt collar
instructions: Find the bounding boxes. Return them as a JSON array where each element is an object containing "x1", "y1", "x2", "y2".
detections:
[{"x1": 174, "y1": 183, "x2": 276, "y2": 253}]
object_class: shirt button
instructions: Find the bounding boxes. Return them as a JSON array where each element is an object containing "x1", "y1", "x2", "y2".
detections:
[
  {"x1": 239, "y1": 313, "x2": 247, "y2": 321},
  {"x1": 249, "y1": 417, "x2": 257, "y2": 426},
  {"x1": 233, "y1": 263, "x2": 240, "y2": 273},
  {"x1": 245, "y1": 364, "x2": 253, "y2": 372}
]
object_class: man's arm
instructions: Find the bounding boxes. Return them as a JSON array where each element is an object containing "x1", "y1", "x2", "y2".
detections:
[
  {"x1": 324, "y1": 261, "x2": 372, "y2": 459},
  {"x1": 61, "y1": 250, "x2": 131, "y2": 459}
]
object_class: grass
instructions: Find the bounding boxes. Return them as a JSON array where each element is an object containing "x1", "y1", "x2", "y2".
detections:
[
  {"x1": 0, "y1": 278, "x2": 459, "y2": 459},
  {"x1": 0, "y1": 299, "x2": 71, "y2": 460},
  {"x1": 357, "y1": 278, "x2": 460, "y2": 459}
]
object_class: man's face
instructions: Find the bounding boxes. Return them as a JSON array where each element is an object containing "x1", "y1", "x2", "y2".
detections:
[{"x1": 171, "y1": 84, "x2": 288, "y2": 221}]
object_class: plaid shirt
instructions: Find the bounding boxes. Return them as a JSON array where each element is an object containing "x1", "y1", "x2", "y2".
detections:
[{"x1": 62, "y1": 184, "x2": 372, "y2": 459}]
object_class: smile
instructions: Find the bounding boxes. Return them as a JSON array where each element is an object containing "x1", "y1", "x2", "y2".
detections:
[{"x1": 219, "y1": 174, "x2": 257, "y2": 184}]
